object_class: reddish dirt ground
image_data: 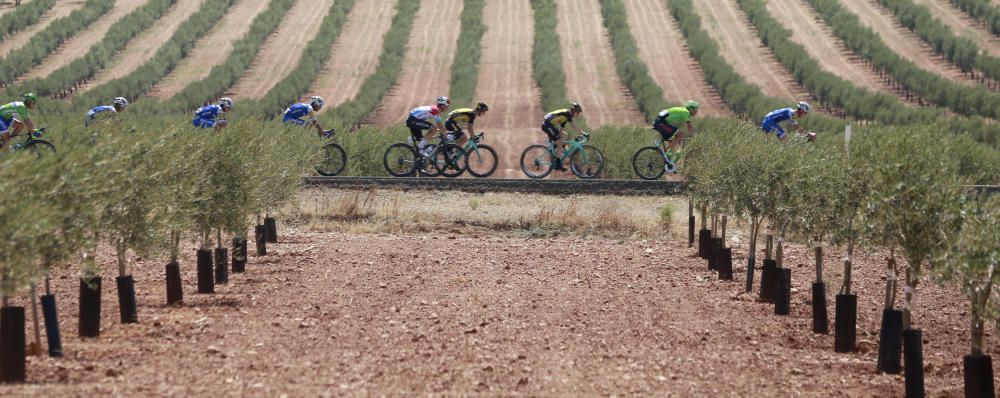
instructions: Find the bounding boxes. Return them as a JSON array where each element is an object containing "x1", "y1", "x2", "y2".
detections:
[
  {"x1": 0, "y1": 0, "x2": 84, "y2": 59},
  {"x1": 77, "y1": 0, "x2": 205, "y2": 94},
  {"x1": 0, "y1": 0, "x2": 30, "y2": 14},
  {"x1": 149, "y1": 0, "x2": 271, "y2": 100},
  {"x1": 624, "y1": 0, "x2": 731, "y2": 117},
  {"x1": 370, "y1": 0, "x2": 463, "y2": 127},
  {"x1": 913, "y1": 0, "x2": 1000, "y2": 57},
  {"x1": 309, "y1": 0, "x2": 397, "y2": 111},
  {"x1": 227, "y1": 0, "x2": 334, "y2": 100},
  {"x1": 0, "y1": 219, "x2": 996, "y2": 396},
  {"x1": 20, "y1": 0, "x2": 148, "y2": 82},
  {"x1": 555, "y1": 0, "x2": 645, "y2": 127}
]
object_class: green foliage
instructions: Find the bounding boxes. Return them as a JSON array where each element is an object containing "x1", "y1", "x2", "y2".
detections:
[
  {"x1": 599, "y1": 0, "x2": 670, "y2": 122},
  {"x1": 72, "y1": 0, "x2": 236, "y2": 111},
  {"x1": 322, "y1": 0, "x2": 419, "y2": 129},
  {"x1": 951, "y1": 0, "x2": 1000, "y2": 36},
  {"x1": 0, "y1": 0, "x2": 55, "y2": 42},
  {"x1": 156, "y1": 0, "x2": 294, "y2": 112},
  {"x1": 530, "y1": 0, "x2": 568, "y2": 112},
  {"x1": 0, "y1": 0, "x2": 112, "y2": 85},
  {"x1": 234, "y1": 0, "x2": 356, "y2": 118},
  {"x1": 335, "y1": 126, "x2": 408, "y2": 176},
  {"x1": 450, "y1": 0, "x2": 486, "y2": 107},
  {"x1": 11, "y1": 0, "x2": 175, "y2": 98}
]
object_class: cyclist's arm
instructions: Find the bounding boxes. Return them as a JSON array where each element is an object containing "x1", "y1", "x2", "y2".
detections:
[
  {"x1": 310, "y1": 115, "x2": 324, "y2": 136},
  {"x1": 433, "y1": 115, "x2": 445, "y2": 136},
  {"x1": 466, "y1": 121, "x2": 474, "y2": 134},
  {"x1": 24, "y1": 117, "x2": 34, "y2": 134}
]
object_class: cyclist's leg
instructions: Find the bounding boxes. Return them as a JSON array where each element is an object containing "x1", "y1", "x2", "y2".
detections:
[
  {"x1": 0, "y1": 118, "x2": 9, "y2": 147},
  {"x1": 193, "y1": 118, "x2": 216, "y2": 129},
  {"x1": 406, "y1": 116, "x2": 432, "y2": 151},
  {"x1": 541, "y1": 122, "x2": 567, "y2": 169},
  {"x1": 654, "y1": 123, "x2": 678, "y2": 150}
]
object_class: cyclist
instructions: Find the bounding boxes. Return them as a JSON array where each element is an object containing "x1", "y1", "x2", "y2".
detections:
[
  {"x1": 192, "y1": 97, "x2": 233, "y2": 130},
  {"x1": 445, "y1": 102, "x2": 488, "y2": 146},
  {"x1": 85, "y1": 96, "x2": 128, "y2": 127},
  {"x1": 282, "y1": 96, "x2": 328, "y2": 136},
  {"x1": 0, "y1": 93, "x2": 38, "y2": 149},
  {"x1": 541, "y1": 102, "x2": 585, "y2": 171},
  {"x1": 407, "y1": 96, "x2": 450, "y2": 156},
  {"x1": 761, "y1": 101, "x2": 815, "y2": 142},
  {"x1": 653, "y1": 100, "x2": 699, "y2": 150}
]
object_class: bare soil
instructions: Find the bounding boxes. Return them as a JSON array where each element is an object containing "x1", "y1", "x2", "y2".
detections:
[
  {"x1": 0, "y1": 0, "x2": 30, "y2": 15},
  {"x1": 487, "y1": 128, "x2": 541, "y2": 179},
  {"x1": 76, "y1": 0, "x2": 205, "y2": 94},
  {"x1": 0, "y1": 189, "x2": 996, "y2": 396},
  {"x1": 20, "y1": 0, "x2": 148, "y2": 82},
  {"x1": 370, "y1": 0, "x2": 464, "y2": 127},
  {"x1": 0, "y1": 0, "x2": 84, "y2": 59},
  {"x1": 149, "y1": 0, "x2": 271, "y2": 100},
  {"x1": 624, "y1": 0, "x2": 731, "y2": 117},
  {"x1": 309, "y1": 0, "x2": 397, "y2": 111},
  {"x1": 227, "y1": 0, "x2": 334, "y2": 100},
  {"x1": 555, "y1": 0, "x2": 645, "y2": 127},
  {"x1": 913, "y1": 0, "x2": 1000, "y2": 57}
]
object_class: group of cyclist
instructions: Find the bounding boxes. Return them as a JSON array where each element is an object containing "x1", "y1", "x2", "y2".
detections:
[{"x1": 1, "y1": 90, "x2": 816, "y2": 168}]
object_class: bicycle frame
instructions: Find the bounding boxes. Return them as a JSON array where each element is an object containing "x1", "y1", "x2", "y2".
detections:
[{"x1": 547, "y1": 134, "x2": 589, "y2": 161}]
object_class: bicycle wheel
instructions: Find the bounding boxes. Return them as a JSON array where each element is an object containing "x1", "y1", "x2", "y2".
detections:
[
  {"x1": 383, "y1": 143, "x2": 418, "y2": 177},
  {"x1": 631, "y1": 146, "x2": 666, "y2": 180},
  {"x1": 24, "y1": 139, "x2": 56, "y2": 159},
  {"x1": 431, "y1": 144, "x2": 467, "y2": 178},
  {"x1": 316, "y1": 142, "x2": 347, "y2": 176},
  {"x1": 570, "y1": 145, "x2": 605, "y2": 179},
  {"x1": 465, "y1": 144, "x2": 498, "y2": 178},
  {"x1": 417, "y1": 145, "x2": 440, "y2": 177},
  {"x1": 520, "y1": 145, "x2": 554, "y2": 179}
]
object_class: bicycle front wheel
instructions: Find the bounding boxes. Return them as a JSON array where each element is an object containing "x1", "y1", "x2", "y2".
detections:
[
  {"x1": 24, "y1": 139, "x2": 56, "y2": 159},
  {"x1": 631, "y1": 146, "x2": 665, "y2": 180},
  {"x1": 383, "y1": 143, "x2": 418, "y2": 177},
  {"x1": 316, "y1": 142, "x2": 347, "y2": 176},
  {"x1": 432, "y1": 143, "x2": 467, "y2": 178},
  {"x1": 570, "y1": 145, "x2": 605, "y2": 179},
  {"x1": 465, "y1": 144, "x2": 498, "y2": 178},
  {"x1": 520, "y1": 145, "x2": 553, "y2": 179}
]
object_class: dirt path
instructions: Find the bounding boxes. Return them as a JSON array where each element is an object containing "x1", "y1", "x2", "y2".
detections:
[
  {"x1": 694, "y1": 0, "x2": 804, "y2": 101},
  {"x1": 487, "y1": 128, "x2": 539, "y2": 179},
  {"x1": 227, "y1": 0, "x2": 335, "y2": 100},
  {"x1": 370, "y1": 0, "x2": 463, "y2": 127},
  {"x1": 0, "y1": 0, "x2": 83, "y2": 58},
  {"x1": 624, "y1": 0, "x2": 730, "y2": 116},
  {"x1": 765, "y1": 0, "x2": 912, "y2": 104},
  {"x1": 913, "y1": 0, "x2": 1000, "y2": 56},
  {"x1": 0, "y1": 0, "x2": 31, "y2": 15},
  {"x1": 149, "y1": 0, "x2": 270, "y2": 100},
  {"x1": 20, "y1": 0, "x2": 148, "y2": 82},
  {"x1": 555, "y1": 0, "x2": 644, "y2": 127},
  {"x1": 475, "y1": 0, "x2": 544, "y2": 130},
  {"x1": 838, "y1": 0, "x2": 976, "y2": 86},
  {"x1": 309, "y1": 0, "x2": 396, "y2": 111},
  {"x1": 76, "y1": 0, "x2": 204, "y2": 94}
]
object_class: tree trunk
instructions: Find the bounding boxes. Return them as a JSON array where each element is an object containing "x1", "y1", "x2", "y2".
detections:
[
  {"x1": 903, "y1": 268, "x2": 914, "y2": 330},
  {"x1": 884, "y1": 253, "x2": 898, "y2": 309},
  {"x1": 776, "y1": 234, "x2": 784, "y2": 269},
  {"x1": 842, "y1": 239, "x2": 854, "y2": 295},
  {"x1": 971, "y1": 294, "x2": 985, "y2": 356},
  {"x1": 700, "y1": 204, "x2": 707, "y2": 229},
  {"x1": 721, "y1": 216, "x2": 728, "y2": 248},
  {"x1": 765, "y1": 228, "x2": 773, "y2": 260},
  {"x1": 116, "y1": 242, "x2": 127, "y2": 277}
]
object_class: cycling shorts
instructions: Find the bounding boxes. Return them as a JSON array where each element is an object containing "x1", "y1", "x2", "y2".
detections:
[
  {"x1": 0, "y1": 117, "x2": 9, "y2": 134},
  {"x1": 193, "y1": 117, "x2": 217, "y2": 128},
  {"x1": 761, "y1": 120, "x2": 786, "y2": 139},
  {"x1": 653, "y1": 123, "x2": 679, "y2": 142},
  {"x1": 541, "y1": 122, "x2": 561, "y2": 142},
  {"x1": 406, "y1": 115, "x2": 433, "y2": 143},
  {"x1": 283, "y1": 117, "x2": 307, "y2": 126}
]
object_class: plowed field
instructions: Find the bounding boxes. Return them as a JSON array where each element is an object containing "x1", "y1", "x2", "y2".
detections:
[
  {"x1": 555, "y1": 0, "x2": 644, "y2": 127},
  {"x1": 694, "y1": 0, "x2": 803, "y2": 100},
  {"x1": 309, "y1": 0, "x2": 397, "y2": 111},
  {"x1": 149, "y1": 0, "x2": 270, "y2": 100},
  {"x1": 370, "y1": 0, "x2": 463, "y2": 127},
  {"x1": 912, "y1": 0, "x2": 1000, "y2": 56},
  {"x1": 624, "y1": 0, "x2": 730, "y2": 116},
  {"x1": 79, "y1": 0, "x2": 205, "y2": 94},
  {"x1": 0, "y1": 0, "x2": 30, "y2": 15},
  {"x1": 21, "y1": 0, "x2": 148, "y2": 81},
  {"x1": 0, "y1": 0, "x2": 84, "y2": 58},
  {"x1": 227, "y1": 0, "x2": 334, "y2": 100}
]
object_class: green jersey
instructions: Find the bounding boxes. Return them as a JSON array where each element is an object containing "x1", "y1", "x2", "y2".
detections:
[
  {"x1": 655, "y1": 107, "x2": 690, "y2": 127},
  {"x1": 0, "y1": 101, "x2": 29, "y2": 122}
]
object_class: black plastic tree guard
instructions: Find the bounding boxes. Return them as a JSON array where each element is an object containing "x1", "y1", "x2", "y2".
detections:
[
  {"x1": 255, "y1": 225, "x2": 267, "y2": 256},
  {"x1": 698, "y1": 229, "x2": 711, "y2": 258},
  {"x1": 40, "y1": 294, "x2": 62, "y2": 357},
  {"x1": 812, "y1": 282, "x2": 829, "y2": 334},
  {"x1": 964, "y1": 354, "x2": 995, "y2": 398},
  {"x1": 834, "y1": 294, "x2": 857, "y2": 353},
  {"x1": 759, "y1": 259, "x2": 778, "y2": 302},
  {"x1": 903, "y1": 329, "x2": 925, "y2": 398},
  {"x1": 196, "y1": 249, "x2": 214, "y2": 294},
  {"x1": 116, "y1": 275, "x2": 138, "y2": 324},
  {"x1": 0, "y1": 306, "x2": 26, "y2": 382},
  {"x1": 214, "y1": 248, "x2": 229, "y2": 284},
  {"x1": 876, "y1": 308, "x2": 903, "y2": 374},
  {"x1": 264, "y1": 217, "x2": 277, "y2": 243},
  {"x1": 79, "y1": 277, "x2": 101, "y2": 337},
  {"x1": 165, "y1": 262, "x2": 183, "y2": 305},
  {"x1": 232, "y1": 237, "x2": 247, "y2": 273},
  {"x1": 718, "y1": 247, "x2": 733, "y2": 280},
  {"x1": 775, "y1": 268, "x2": 791, "y2": 315}
]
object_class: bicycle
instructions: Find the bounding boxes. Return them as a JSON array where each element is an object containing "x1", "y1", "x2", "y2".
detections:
[
  {"x1": 455, "y1": 131, "x2": 498, "y2": 178},
  {"x1": 383, "y1": 133, "x2": 466, "y2": 177},
  {"x1": 2, "y1": 128, "x2": 55, "y2": 158},
  {"x1": 315, "y1": 129, "x2": 347, "y2": 176},
  {"x1": 519, "y1": 132, "x2": 604, "y2": 179},
  {"x1": 632, "y1": 138, "x2": 683, "y2": 180}
]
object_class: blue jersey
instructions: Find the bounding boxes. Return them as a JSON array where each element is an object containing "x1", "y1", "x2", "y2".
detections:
[
  {"x1": 85, "y1": 105, "x2": 116, "y2": 126},
  {"x1": 282, "y1": 103, "x2": 314, "y2": 125},
  {"x1": 193, "y1": 104, "x2": 224, "y2": 128},
  {"x1": 761, "y1": 108, "x2": 798, "y2": 138}
]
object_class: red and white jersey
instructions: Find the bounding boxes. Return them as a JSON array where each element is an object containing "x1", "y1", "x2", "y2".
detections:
[{"x1": 409, "y1": 105, "x2": 443, "y2": 122}]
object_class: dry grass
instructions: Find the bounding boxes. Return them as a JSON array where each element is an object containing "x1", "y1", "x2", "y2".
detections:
[{"x1": 283, "y1": 188, "x2": 687, "y2": 239}]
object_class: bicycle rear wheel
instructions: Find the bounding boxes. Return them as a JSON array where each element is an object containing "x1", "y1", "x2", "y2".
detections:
[
  {"x1": 316, "y1": 142, "x2": 347, "y2": 176},
  {"x1": 432, "y1": 143, "x2": 467, "y2": 178},
  {"x1": 520, "y1": 145, "x2": 554, "y2": 179},
  {"x1": 465, "y1": 144, "x2": 498, "y2": 178},
  {"x1": 570, "y1": 145, "x2": 604, "y2": 179},
  {"x1": 631, "y1": 146, "x2": 665, "y2": 180},
  {"x1": 383, "y1": 143, "x2": 418, "y2": 177},
  {"x1": 24, "y1": 139, "x2": 56, "y2": 159}
]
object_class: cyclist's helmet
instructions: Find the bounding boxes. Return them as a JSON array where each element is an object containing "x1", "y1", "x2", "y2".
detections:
[
  {"x1": 310, "y1": 95, "x2": 325, "y2": 110},
  {"x1": 475, "y1": 102, "x2": 489, "y2": 112},
  {"x1": 570, "y1": 102, "x2": 583, "y2": 113},
  {"x1": 114, "y1": 96, "x2": 129, "y2": 108},
  {"x1": 685, "y1": 100, "x2": 700, "y2": 111},
  {"x1": 23, "y1": 92, "x2": 37, "y2": 104},
  {"x1": 219, "y1": 97, "x2": 234, "y2": 110},
  {"x1": 437, "y1": 96, "x2": 451, "y2": 108},
  {"x1": 797, "y1": 101, "x2": 811, "y2": 113}
]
